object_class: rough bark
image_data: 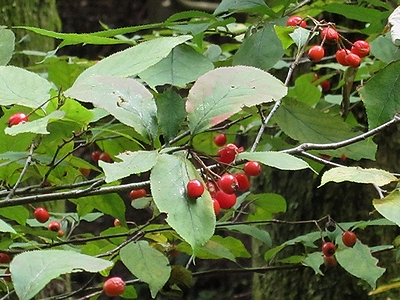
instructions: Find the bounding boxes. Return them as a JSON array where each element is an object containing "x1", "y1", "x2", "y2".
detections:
[{"x1": 252, "y1": 124, "x2": 400, "y2": 300}]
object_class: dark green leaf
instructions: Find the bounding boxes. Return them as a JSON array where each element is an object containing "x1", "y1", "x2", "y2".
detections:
[
  {"x1": 120, "y1": 241, "x2": 171, "y2": 298},
  {"x1": 359, "y1": 60, "x2": 400, "y2": 129},
  {"x1": 156, "y1": 89, "x2": 186, "y2": 144},
  {"x1": 370, "y1": 34, "x2": 400, "y2": 64},
  {"x1": 139, "y1": 44, "x2": 214, "y2": 88},
  {"x1": 214, "y1": 0, "x2": 276, "y2": 16},
  {"x1": 186, "y1": 66, "x2": 287, "y2": 135},
  {"x1": 274, "y1": 98, "x2": 377, "y2": 160},
  {"x1": 0, "y1": 206, "x2": 29, "y2": 225},
  {"x1": 10, "y1": 250, "x2": 112, "y2": 300},
  {"x1": 246, "y1": 193, "x2": 287, "y2": 221},
  {"x1": 221, "y1": 224, "x2": 272, "y2": 246}
]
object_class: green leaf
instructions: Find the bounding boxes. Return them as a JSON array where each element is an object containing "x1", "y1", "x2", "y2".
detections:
[
  {"x1": 0, "y1": 29, "x2": 15, "y2": 65},
  {"x1": 5, "y1": 111, "x2": 66, "y2": 136},
  {"x1": 274, "y1": 98, "x2": 377, "y2": 160},
  {"x1": 139, "y1": 44, "x2": 214, "y2": 88},
  {"x1": 288, "y1": 73, "x2": 321, "y2": 106},
  {"x1": 65, "y1": 76, "x2": 158, "y2": 142},
  {"x1": 120, "y1": 241, "x2": 171, "y2": 298},
  {"x1": 238, "y1": 151, "x2": 312, "y2": 171},
  {"x1": 233, "y1": 24, "x2": 284, "y2": 71},
  {"x1": 289, "y1": 27, "x2": 311, "y2": 49},
  {"x1": 99, "y1": 150, "x2": 159, "y2": 183},
  {"x1": 186, "y1": 66, "x2": 287, "y2": 135},
  {"x1": 0, "y1": 218, "x2": 16, "y2": 233},
  {"x1": 150, "y1": 152, "x2": 215, "y2": 253},
  {"x1": 373, "y1": 190, "x2": 400, "y2": 226},
  {"x1": 320, "y1": 166, "x2": 397, "y2": 187},
  {"x1": 10, "y1": 250, "x2": 113, "y2": 300},
  {"x1": 274, "y1": 26, "x2": 295, "y2": 49},
  {"x1": 74, "y1": 35, "x2": 192, "y2": 83},
  {"x1": 359, "y1": 60, "x2": 400, "y2": 129},
  {"x1": 247, "y1": 193, "x2": 287, "y2": 221},
  {"x1": 0, "y1": 66, "x2": 51, "y2": 108},
  {"x1": 155, "y1": 89, "x2": 186, "y2": 144},
  {"x1": 214, "y1": 0, "x2": 276, "y2": 16},
  {"x1": 370, "y1": 34, "x2": 400, "y2": 64},
  {"x1": 221, "y1": 224, "x2": 272, "y2": 246},
  {"x1": 336, "y1": 242, "x2": 385, "y2": 289},
  {"x1": 0, "y1": 206, "x2": 29, "y2": 225},
  {"x1": 302, "y1": 252, "x2": 324, "y2": 275}
]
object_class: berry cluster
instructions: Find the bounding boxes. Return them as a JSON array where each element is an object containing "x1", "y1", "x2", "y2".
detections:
[
  {"x1": 287, "y1": 16, "x2": 370, "y2": 68},
  {"x1": 186, "y1": 134, "x2": 262, "y2": 216},
  {"x1": 33, "y1": 207, "x2": 64, "y2": 237},
  {"x1": 91, "y1": 150, "x2": 111, "y2": 163}
]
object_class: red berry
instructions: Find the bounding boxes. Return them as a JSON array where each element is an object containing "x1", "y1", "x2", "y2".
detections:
[
  {"x1": 342, "y1": 231, "x2": 357, "y2": 247},
  {"x1": 322, "y1": 242, "x2": 336, "y2": 257},
  {"x1": 114, "y1": 219, "x2": 121, "y2": 227},
  {"x1": 323, "y1": 255, "x2": 337, "y2": 268},
  {"x1": 218, "y1": 174, "x2": 238, "y2": 194},
  {"x1": 78, "y1": 168, "x2": 90, "y2": 178},
  {"x1": 286, "y1": 16, "x2": 306, "y2": 28},
  {"x1": 335, "y1": 49, "x2": 349, "y2": 66},
  {"x1": 243, "y1": 161, "x2": 261, "y2": 177},
  {"x1": 320, "y1": 80, "x2": 330, "y2": 92},
  {"x1": 98, "y1": 152, "x2": 111, "y2": 162},
  {"x1": 103, "y1": 276, "x2": 126, "y2": 297},
  {"x1": 345, "y1": 53, "x2": 361, "y2": 68},
  {"x1": 4, "y1": 268, "x2": 11, "y2": 282},
  {"x1": 0, "y1": 253, "x2": 11, "y2": 264},
  {"x1": 48, "y1": 221, "x2": 61, "y2": 232},
  {"x1": 217, "y1": 143, "x2": 238, "y2": 164},
  {"x1": 307, "y1": 45, "x2": 325, "y2": 62},
  {"x1": 129, "y1": 188, "x2": 147, "y2": 200},
  {"x1": 206, "y1": 181, "x2": 218, "y2": 197},
  {"x1": 235, "y1": 172, "x2": 250, "y2": 192},
  {"x1": 351, "y1": 40, "x2": 370, "y2": 58},
  {"x1": 187, "y1": 179, "x2": 204, "y2": 198},
  {"x1": 57, "y1": 230, "x2": 64, "y2": 237},
  {"x1": 34, "y1": 207, "x2": 50, "y2": 223},
  {"x1": 214, "y1": 190, "x2": 237, "y2": 209},
  {"x1": 320, "y1": 27, "x2": 339, "y2": 44},
  {"x1": 212, "y1": 198, "x2": 221, "y2": 215},
  {"x1": 214, "y1": 133, "x2": 227, "y2": 147},
  {"x1": 8, "y1": 113, "x2": 28, "y2": 127},
  {"x1": 91, "y1": 151, "x2": 101, "y2": 162}
]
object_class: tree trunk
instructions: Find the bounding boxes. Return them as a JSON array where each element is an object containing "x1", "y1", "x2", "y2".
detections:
[
  {"x1": 0, "y1": 0, "x2": 61, "y2": 66},
  {"x1": 252, "y1": 123, "x2": 400, "y2": 299}
]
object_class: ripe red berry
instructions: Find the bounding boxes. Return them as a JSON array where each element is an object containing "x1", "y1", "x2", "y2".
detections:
[
  {"x1": 78, "y1": 168, "x2": 90, "y2": 178},
  {"x1": 243, "y1": 161, "x2": 261, "y2": 177},
  {"x1": 286, "y1": 16, "x2": 306, "y2": 28},
  {"x1": 335, "y1": 49, "x2": 349, "y2": 66},
  {"x1": 206, "y1": 181, "x2": 218, "y2": 197},
  {"x1": 351, "y1": 40, "x2": 370, "y2": 58},
  {"x1": 98, "y1": 152, "x2": 111, "y2": 162},
  {"x1": 212, "y1": 198, "x2": 221, "y2": 215},
  {"x1": 103, "y1": 276, "x2": 126, "y2": 297},
  {"x1": 342, "y1": 231, "x2": 357, "y2": 247},
  {"x1": 235, "y1": 172, "x2": 250, "y2": 192},
  {"x1": 187, "y1": 179, "x2": 204, "y2": 198},
  {"x1": 323, "y1": 255, "x2": 337, "y2": 268},
  {"x1": 320, "y1": 80, "x2": 330, "y2": 92},
  {"x1": 214, "y1": 190, "x2": 237, "y2": 209},
  {"x1": 129, "y1": 188, "x2": 147, "y2": 200},
  {"x1": 0, "y1": 253, "x2": 11, "y2": 264},
  {"x1": 48, "y1": 221, "x2": 61, "y2": 232},
  {"x1": 218, "y1": 174, "x2": 238, "y2": 194},
  {"x1": 307, "y1": 45, "x2": 325, "y2": 62},
  {"x1": 91, "y1": 151, "x2": 102, "y2": 162},
  {"x1": 322, "y1": 242, "x2": 336, "y2": 257},
  {"x1": 214, "y1": 133, "x2": 227, "y2": 147},
  {"x1": 8, "y1": 112, "x2": 28, "y2": 127},
  {"x1": 217, "y1": 143, "x2": 238, "y2": 164},
  {"x1": 345, "y1": 52, "x2": 361, "y2": 68},
  {"x1": 320, "y1": 27, "x2": 339, "y2": 44},
  {"x1": 34, "y1": 207, "x2": 50, "y2": 223}
]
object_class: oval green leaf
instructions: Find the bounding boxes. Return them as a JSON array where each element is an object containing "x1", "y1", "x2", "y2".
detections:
[
  {"x1": 10, "y1": 250, "x2": 113, "y2": 300},
  {"x1": 238, "y1": 151, "x2": 311, "y2": 171},
  {"x1": 186, "y1": 66, "x2": 287, "y2": 135},
  {"x1": 0, "y1": 29, "x2": 15, "y2": 65},
  {"x1": 373, "y1": 190, "x2": 400, "y2": 227}
]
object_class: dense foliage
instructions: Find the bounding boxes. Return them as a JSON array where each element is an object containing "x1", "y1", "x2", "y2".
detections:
[{"x1": 0, "y1": 0, "x2": 399, "y2": 299}]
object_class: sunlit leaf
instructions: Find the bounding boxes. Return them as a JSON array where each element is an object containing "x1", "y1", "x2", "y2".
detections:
[
  {"x1": 373, "y1": 190, "x2": 400, "y2": 226},
  {"x1": 0, "y1": 29, "x2": 15, "y2": 65}
]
